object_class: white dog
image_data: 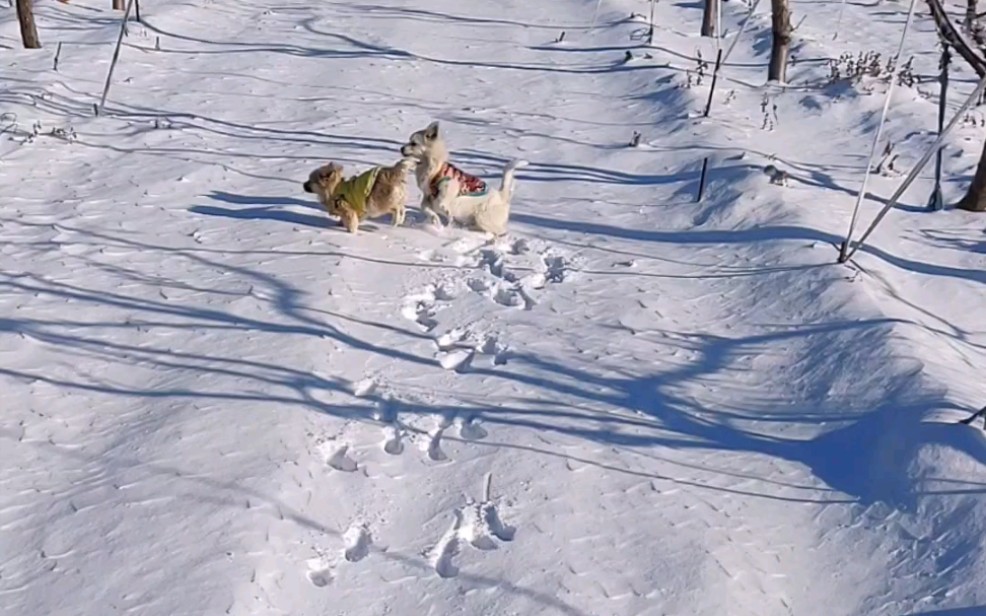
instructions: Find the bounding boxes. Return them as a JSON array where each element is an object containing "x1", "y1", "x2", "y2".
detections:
[{"x1": 400, "y1": 121, "x2": 528, "y2": 235}]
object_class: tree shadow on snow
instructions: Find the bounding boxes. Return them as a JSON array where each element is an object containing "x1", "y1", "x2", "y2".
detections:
[
  {"x1": 906, "y1": 609, "x2": 986, "y2": 616},
  {"x1": 2, "y1": 219, "x2": 985, "y2": 515}
]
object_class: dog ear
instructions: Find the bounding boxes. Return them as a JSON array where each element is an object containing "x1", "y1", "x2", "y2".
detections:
[{"x1": 424, "y1": 121, "x2": 440, "y2": 141}]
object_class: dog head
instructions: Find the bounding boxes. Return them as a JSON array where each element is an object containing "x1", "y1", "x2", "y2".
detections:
[
  {"x1": 302, "y1": 162, "x2": 344, "y2": 196},
  {"x1": 400, "y1": 121, "x2": 442, "y2": 159}
]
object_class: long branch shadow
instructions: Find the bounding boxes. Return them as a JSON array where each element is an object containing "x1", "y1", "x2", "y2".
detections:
[
  {"x1": 906, "y1": 608, "x2": 986, "y2": 615},
  {"x1": 140, "y1": 16, "x2": 414, "y2": 60},
  {"x1": 329, "y1": 2, "x2": 597, "y2": 30}
]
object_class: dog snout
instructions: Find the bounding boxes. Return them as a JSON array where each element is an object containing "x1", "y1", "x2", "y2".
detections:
[
  {"x1": 303, "y1": 181, "x2": 313, "y2": 193},
  {"x1": 400, "y1": 145, "x2": 411, "y2": 156}
]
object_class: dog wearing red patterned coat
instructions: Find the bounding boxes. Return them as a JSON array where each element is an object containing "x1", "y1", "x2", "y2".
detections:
[{"x1": 400, "y1": 121, "x2": 528, "y2": 236}]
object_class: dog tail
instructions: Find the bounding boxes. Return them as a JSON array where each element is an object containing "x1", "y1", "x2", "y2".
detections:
[{"x1": 498, "y1": 158, "x2": 529, "y2": 204}]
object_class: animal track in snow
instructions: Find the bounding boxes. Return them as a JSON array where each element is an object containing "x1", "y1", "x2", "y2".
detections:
[
  {"x1": 322, "y1": 443, "x2": 358, "y2": 472},
  {"x1": 382, "y1": 424, "x2": 404, "y2": 455},
  {"x1": 462, "y1": 499, "x2": 516, "y2": 549},
  {"x1": 400, "y1": 285, "x2": 438, "y2": 332},
  {"x1": 420, "y1": 415, "x2": 453, "y2": 462},
  {"x1": 350, "y1": 377, "x2": 378, "y2": 398},
  {"x1": 401, "y1": 281, "x2": 460, "y2": 332},
  {"x1": 470, "y1": 243, "x2": 576, "y2": 310},
  {"x1": 429, "y1": 512, "x2": 462, "y2": 578},
  {"x1": 306, "y1": 556, "x2": 334, "y2": 587},
  {"x1": 427, "y1": 474, "x2": 515, "y2": 578},
  {"x1": 427, "y1": 423, "x2": 449, "y2": 461},
  {"x1": 433, "y1": 328, "x2": 507, "y2": 370},
  {"x1": 343, "y1": 523, "x2": 374, "y2": 562},
  {"x1": 456, "y1": 415, "x2": 489, "y2": 440},
  {"x1": 542, "y1": 254, "x2": 569, "y2": 283}
]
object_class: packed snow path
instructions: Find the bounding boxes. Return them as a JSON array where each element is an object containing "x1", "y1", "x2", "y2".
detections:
[{"x1": 3, "y1": 0, "x2": 986, "y2": 614}]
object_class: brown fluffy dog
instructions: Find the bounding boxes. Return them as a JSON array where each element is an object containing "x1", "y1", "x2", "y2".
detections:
[{"x1": 302, "y1": 157, "x2": 415, "y2": 233}]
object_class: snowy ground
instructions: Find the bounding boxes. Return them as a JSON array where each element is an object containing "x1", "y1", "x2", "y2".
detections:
[{"x1": 3, "y1": 0, "x2": 986, "y2": 614}]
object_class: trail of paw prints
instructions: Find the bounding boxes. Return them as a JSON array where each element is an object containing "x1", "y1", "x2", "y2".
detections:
[
  {"x1": 374, "y1": 394, "x2": 490, "y2": 461},
  {"x1": 400, "y1": 281, "x2": 456, "y2": 332},
  {"x1": 427, "y1": 475, "x2": 516, "y2": 578},
  {"x1": 465, "y1": 238, "x2": 573, "y2": 310},
  {"x1": 423, "y1": 412, "x2": 491, "y2": 462},
  {"x1": 433, "y1": 326, "x2": 508, "y2": 372}
]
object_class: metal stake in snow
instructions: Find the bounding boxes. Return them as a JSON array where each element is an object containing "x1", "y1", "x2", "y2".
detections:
[
  {"x1": 95, "y1": 0, "x2": 136, "y2": 116},
  {"x1": 928, "y1": 44, "x2": 950, "y2": 211},
  {"x1": 647, "y1": 0, "x2": 656, "y2": 45},
  {"x1": 841, "y1": 73, "x2": 986, "y2": 263},
  {"x1": 837, "y1": 0, "x2": 919, "y2": 264}
]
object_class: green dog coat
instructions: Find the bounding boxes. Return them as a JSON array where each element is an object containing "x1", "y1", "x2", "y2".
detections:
[{"x1": 332, "y1": 167, "x2": 381, "y2": 216}]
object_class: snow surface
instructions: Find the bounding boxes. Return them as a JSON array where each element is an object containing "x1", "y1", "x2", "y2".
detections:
[{"x1": 3, "y1": 0, "x2": 986, "y2": 614}]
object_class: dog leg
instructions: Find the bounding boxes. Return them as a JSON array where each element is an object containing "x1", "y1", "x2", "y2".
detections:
[
  {"x1": 422, "y1": 199, "x2": 445, "y2": 228},
  {"x1": 338, "y1": 206, "x2": 359, "y2": 234},
  {"x1": 429, "y1": 184, "x2": 458, "y2": 228}
]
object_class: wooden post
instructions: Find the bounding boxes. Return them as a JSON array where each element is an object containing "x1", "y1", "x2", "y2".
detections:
[
  {"x1": 704, "y1": 48, "x2": 724, "y2": 118},
  {"x1": 696, "y1": 158, "x2": 710, "y2": 202},
  {"x1": 113, "y1": 0, "x2": 124, "y2": 10},
  {"x1": 16, "y1": 0, "x2": 41, "y2": 49},
  {"x1": 53, "y1": 41, "x2": 63, "y2": 71}
]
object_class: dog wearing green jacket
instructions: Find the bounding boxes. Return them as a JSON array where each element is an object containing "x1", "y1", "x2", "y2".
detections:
[{"x1": 302, "y1": 157, "x2": 415, "y2": 234}]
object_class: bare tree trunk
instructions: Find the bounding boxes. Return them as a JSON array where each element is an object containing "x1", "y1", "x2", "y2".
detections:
[
  {"x1": 967, "y1": 0, "x2": 979, "y2": 29},
  {"x1": 16, "y1": 0, "x2": 41, "y2": 49},
  {"x1": 768, "y1": 0, "x2": 792, "y2": 82},
  {"x1": 956, "y1": 140, "x2": 986, "y2": 211},
  {"x1": 701, "y1": 0, "x2": 719, "y2": 38},
  {"x1": 113, "y1": 0, "x2": 124, "y2": 10}
]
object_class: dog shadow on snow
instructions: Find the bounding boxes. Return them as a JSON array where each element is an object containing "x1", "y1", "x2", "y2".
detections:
[
  {"x1": 189, "y1": 190, "x2": 425, "y2": 233},
  {"x1": 190, "y1": 192, "x2": 329, "y2": 229}
]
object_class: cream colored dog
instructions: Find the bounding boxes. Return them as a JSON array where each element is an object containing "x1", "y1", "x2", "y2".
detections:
[
  {"x1": 400, "y1": 121, "x2": 528, "y2": 235},
  {"x1": 302, "y1": 157, "x2": 415, "y2": 233}
]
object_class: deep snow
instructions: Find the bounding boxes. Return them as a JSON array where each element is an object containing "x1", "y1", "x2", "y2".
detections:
[{"x1": 3, "y1": 0, "x2": 986, "y2": 614}]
